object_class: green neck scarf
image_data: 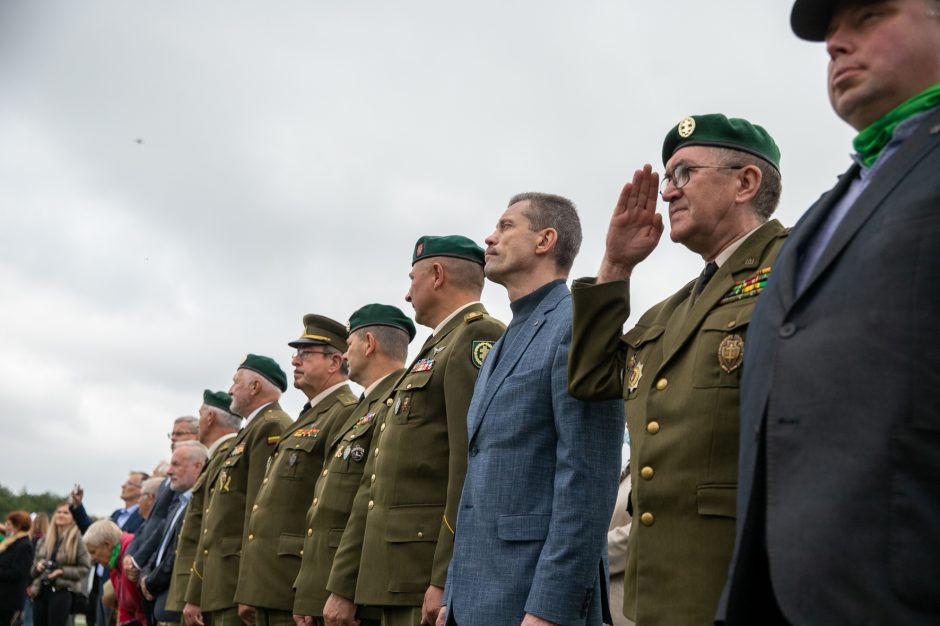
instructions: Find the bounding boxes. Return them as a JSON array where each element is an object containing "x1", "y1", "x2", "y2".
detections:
[
  {"x1": 853, "y1": 83, "x2": 940, "y2": 167},
  {"x1": 108, "y1": 542, "x2": 121, "y2": 569}
]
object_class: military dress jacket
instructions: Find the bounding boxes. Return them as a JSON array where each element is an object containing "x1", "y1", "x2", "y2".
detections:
[
  {"x1": 568, "y1": 220, "x2": 788, "y2": 626},
  {"x1": 327, "y1": 303, "x2": 505, "y2": 607},
  {"x1": 166, "y1": 435, "x2": 235, "y2": 611},
  {"x1": 292, "y1": 370, "x2": 403, "y2": 617},
  {"x1": 234, "y1": 384, "x2": 358, "y2": 611},
  {"x1": 184, "y1": 402, "x2": 292, "y2": 612}
]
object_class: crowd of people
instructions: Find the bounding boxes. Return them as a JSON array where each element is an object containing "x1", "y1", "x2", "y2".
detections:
[{"x1": 5, "y1": 1, "x2": 939, "y2": 625}]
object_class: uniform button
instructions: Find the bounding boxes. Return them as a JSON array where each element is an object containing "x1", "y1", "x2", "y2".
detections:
[
  {"x1": 209, "y1": 488, "x2": 215, "y2": 494},
  {"x1": 655, "y1": 378, "x2": 668, "y2": 390},
  {"x1": 406, "y1": 383, "x2": 412, "y2": 389},
  {"x1": 417, "y1": 531, "x2": 424, "y2": 539},
  {"x1": 370, "y1": 474, "x2": 376, "y2": 483},
  {"x1": 307, "y1": 528, "x2": 313, "y2": 536},
  {"x1": 252, "y1": 504, "x2": 258, "y2": 511},
  {"x1": 779, "y1": 323, "x2": 796, "y2": 338},
  {"x1": 263, "y1": 478, "x2": 269, "y2": 484},
  {"x1": 273, "y1": 451, "x2": 278, "y2": 457},
  {"x1": 640, "y1": 466, "x2": 654, "y2": 480},
  {"x1": 203, "y1": 549, "x2": 209, "y2": 555},
  {"x1": 374, "y1": 448, "x2": 380, "y2": 457},
  {"x1": 727, "y1": 320, "x2": 735, "y2": 328},
  {"x1": 312, "y1": 498, "x2": 319, "y2": 506},
  {"x1": 205, "y1": 508, "x2": 210, "y2": 514},
  {"x1": 647, "y1": 421, "x2": 660, "y2": 434},
  {"x1": 640, "y1": 512, "x2": 654, "y2": 526},
  {"x1": 322, "y1": 469, "x2": 329, "y2": 477},
  {"x1": 368, "y1": 500, "x2": 374, "y2": 510},
  {"x1": 203, "y1": 529, "x2": 208, "y2": 535},
  {"x1": 386, "y1": 398, "x2": 393, "y2": 407},
  {"x1": 470, "y1": 447, "x2": 479, "y2": 457},
  {"x1": 248, "y1": 534, "x2": 254, "y2": 541},
  {"x1": 299, "y1": 549, "x2": 303, "y2": 556},
  {"x1": 380, "y1": 423, "x2": 386, "y2": 432}
]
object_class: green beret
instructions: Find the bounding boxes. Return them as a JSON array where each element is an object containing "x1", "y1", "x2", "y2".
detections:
[
  {"x1": 203, "y1": 389, "x2": 233, "y2": 413},
  {"x1": 238, "y1": 354, "x2": 288, "y2": 392},
  {"x1": 412, "y1": 235, "x2": 485, "y2": 266},
  {"x1": 662, "y1": 113, "x2": 781, "y2": 171},
  {"x1": 790, "y1": 0, "x2": 838, "y2": 41},
  {"x1": 288, "y1": 314, "x2": 348, "y2": 353},
  {"x1": 347, "y1": 303, "x2": 417, "y2": 342}
]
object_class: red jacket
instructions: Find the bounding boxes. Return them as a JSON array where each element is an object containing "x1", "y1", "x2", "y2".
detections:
[{"x1": 110, "y1": 532, "x2": 145, "y2": 625}]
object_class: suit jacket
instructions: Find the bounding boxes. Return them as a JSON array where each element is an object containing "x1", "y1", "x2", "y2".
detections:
[
  {"x1": 142, "y1": 494, "x2": 190, "y2": 621},
  {"x1": 568, "y1": 221, "x2": 788, "y2": 625},
  {"x1": 234, "y1": 384, "x2": 358, "y2": 611},
  {"x1": 292, "y1": 370, "x2": 403, "y2": 618},
  {"x1": 129, "y1": 479, "x2": 177, "y2": 565},
  {"x1": 327, "y1": 303, "x2": 505, "y2": 607},
  {"x1": 70, "y1": 503, "x2": 143, "y2": 535},
  {"x1": 166, "y1": 435, "x2": 236, "y2": 612},
  {"x1": 184, "y1": 402, "x2": 292, "y2": 612},
  {"x1": 719, "y1": 108, "x2": 940, "y2": 625},
  {"x1": 443, "y1": 282, "x2": 623, "y2": 626}
]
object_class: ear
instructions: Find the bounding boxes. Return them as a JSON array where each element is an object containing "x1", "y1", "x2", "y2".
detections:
[
  {"x1": 363, "y1": 331, "x2": 378, "y2": 357},
  {"x1": 735, "y1": 165, "x2": 762, "y2": 205},
  {"x1": 328, "y1": 351, "x2": 344, "y2": 373},
  {"x1": 431, "y1": 261, "x2": 446, "y2": 289},
  {"x1": 533, "y1": 227, "x2": 559, "y2": 258}
]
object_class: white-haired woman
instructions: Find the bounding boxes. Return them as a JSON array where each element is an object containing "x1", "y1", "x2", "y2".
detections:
[{"x1": 83, "y1": 520, "x2": 144, "y2": 626}]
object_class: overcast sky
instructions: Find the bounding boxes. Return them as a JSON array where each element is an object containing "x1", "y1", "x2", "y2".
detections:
[{"x1": 0, "y1": 1, "x2": 854, "y2": 516}]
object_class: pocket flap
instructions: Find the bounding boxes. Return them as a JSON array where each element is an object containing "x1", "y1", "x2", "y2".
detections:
[
  {"x1": 496, "y1": 514, "x2": 551, "y2": 541},
  {"x1": 700, "y1": 306, "x2": 754, "y2": 332},
  {"x1": 623, "y1": 324, "x2": 665, "y2": 349},
  {"x1": 277, "y1": 533, "x2": 304, "y2": 556},
  {"x1": 327, "y1": 528, "x2": 345, "y2": 549},
  {"x1": 221, "y1": 535, "x2": 242, "y2": 557},
  {"x1": 385, "y1": 505, "x2": 443, "y2": 543},
  {"x1": 696, "y1": 484, "x2": 737, "y2": 518}
]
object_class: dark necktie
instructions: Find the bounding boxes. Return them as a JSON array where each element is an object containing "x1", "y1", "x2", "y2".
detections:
[{"x1": 694, "y1": 261, "x2": 719, "y2": 297}]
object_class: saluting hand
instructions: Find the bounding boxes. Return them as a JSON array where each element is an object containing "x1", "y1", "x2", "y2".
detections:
[{"x1": 597, "y1": 164, "x2": 664, "y2": 283}]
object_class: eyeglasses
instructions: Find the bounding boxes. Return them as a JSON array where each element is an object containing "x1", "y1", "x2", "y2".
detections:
[
  {"x1": 167, "y1": 430, "x2": 197, "y2": 440},
  {"x1": 660, "y1": 164, "x2": 743, "y2": 194},
  {"x1": 293, "y1": 349, "x2": 333, "y2": 360}
]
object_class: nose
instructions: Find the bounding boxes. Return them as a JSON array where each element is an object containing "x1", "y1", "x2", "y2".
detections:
[
  {"x1": 405, "y1": 289, "x2": 412, "y2": 303},
  {"x1": 825, "y1": 22, "x2": 851, "y2": 60},
  {"x1": 660, "y1": 182, "x2": 681, "y2": 202},
  {"x1": 484, "y1": 231, "x2": 497, "y2": 246}
]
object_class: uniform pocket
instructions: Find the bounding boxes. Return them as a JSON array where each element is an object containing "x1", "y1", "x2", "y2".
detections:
[
  {"x1": 692, "y1": 306, "x2": 754, "y2": 389},
  {"x1": 389, "y1": 371, "x2": 433, "y2": 425},
  {"x1": 696, "y1": 484, "x2": 737, "y2": 518},
  {"x1": 277, "y1": 533, "x2": 304, "y2": 558},
  {"x1": 221, "y1": 535, "x2": 241, "y2": 558},
  {"x1": 385, "y1": 504, "x2": 442, "y2": 593}
]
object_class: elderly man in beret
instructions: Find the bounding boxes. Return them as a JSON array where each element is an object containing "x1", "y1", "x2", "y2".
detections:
[
  {"x1": 167, "y1": 391, "x2": 241, "y2": 616},
  {"x1": 718, "y1": 2, "x2": 940, "y2": 624},
  {"x1": 293, "y1": 304, "x2": 414, "y2": 626},
  {"x1": 568, "y1": 114, "x2": 788, "y2": 626},
  {"x1": 183, "y1": 357, "x2": 292, "y2": 626},
  {"x1": 234, "y1": 316, "x2": 360, "y2": 626},
  {"x1": 324, "y1": 236, "x2": 504, "y2": 626}
]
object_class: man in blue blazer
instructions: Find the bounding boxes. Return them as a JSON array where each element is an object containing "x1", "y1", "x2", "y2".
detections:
[
  {"x1": 440, "y1": 193, "x2": 623, "y2": 626},
  {"x1": 719, "y1": 1, "x2": 940, "y2": 624}
]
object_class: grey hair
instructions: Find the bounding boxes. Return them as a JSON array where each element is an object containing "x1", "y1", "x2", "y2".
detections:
[
  {"x1": 141, "y1": 477, "x2": 164, "y2": 496},
  {"x1": 83, "y1": 520, "x2": 121, "y2": 550},
  {"x1": 174, "y1": 415, "x2": 199, "y2": 433},
  {"x1": 437, "y1": 256, "x2": 485, "y2": 293},
  {"x1": 354, "y1": 326, "x2": 410, "y2": 363},
  {"x1": 715, "y1": 148, "x2": 782, "y2": 220},
  {"x1": 508, "y1": 192, "x2": 582, "y2": 273},
  {"x1": 205, "y1": 405, "x2": 242, "y2": 430},
  {"x1": 173, "y1": 439, "x2": 209, "y2": 464}
]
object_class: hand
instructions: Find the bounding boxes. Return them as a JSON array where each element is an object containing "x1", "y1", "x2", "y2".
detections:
[
  {"x1": 183, "y1": 603, "x2": 204, "y2": 626},
  {"x1": 140, "y1": 577, "x2": 154, "y2": 602},
  {"x1": 237, "y1": 604, "x2": 257, "y2": 626},
  {"x1": 597, "y1": 164, "x2": 664, "y2": 283},
  {"x1": 70, "y1": 484, "x2": 84, "y2": 508},
  {"x1": 323, "y1": 593, "x2": 359, "y2": 626},
  {"x1": 48, "y1": 569, "x2": 64, "y2": 580},
  {"x1": 123, "y1": 556, "x2": 139, "y2": 582},
  {"x1": 520, "y1": 614, "x2": 559, "y2": 626},
  {"x1": 36, "y1": 561, "x2": 48, "y2": 573},
  {"x1": 435, "y1": 606, "x2": 447, "y2": 626},
  {"x1": 421, "y1": 585, "x2": 444, "y2": 625},
  {"x1": 292, "y1": 615, "x2": 313, "y2": 626}
]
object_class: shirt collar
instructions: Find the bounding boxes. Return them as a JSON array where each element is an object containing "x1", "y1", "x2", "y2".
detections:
[
  {"x1": 713, "y1": 223, "x2": 765, "y2": 267},
  {"x1": 207, "y1": 431, "x2": 238, "y2": 457},
  {"x1": 431, "y1": 301, "x2": 481, "y2": 337},
  {"x1": 305, "y1": 381, "x2": 347, "y2": 411}
]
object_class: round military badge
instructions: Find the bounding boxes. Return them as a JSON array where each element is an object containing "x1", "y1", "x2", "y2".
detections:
[
  {"x1": 350, "y1": 445, "x2": 365, "y2": 462},
  {"x1": 626, "y1": 357, "x2": 644, "y2": 394},
  {"x1": 718, "y1": 333, "x2": 744, "y2": 373},
  {"x1": 471, "y1": 340, "x2": 494, "y2": 369},
  {"x1": 678, "y1": 116, "x2": 696, "y2": 138}
]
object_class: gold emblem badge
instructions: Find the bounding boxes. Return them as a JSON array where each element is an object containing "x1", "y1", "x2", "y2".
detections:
[
  {"x1": 678, "y1": 116, "x2": 696, "y2": 138},
  {"x1": 717, "y1": 334, "x2": 744, "y2": 373},
  {"x1": 471, "y1": 340, "x2": 494, "y2": 369},
  {"x1": 626, "y1": 355, "x2": 643, "y2": 393}
]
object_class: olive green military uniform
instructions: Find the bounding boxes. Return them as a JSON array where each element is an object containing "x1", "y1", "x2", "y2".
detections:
[
  {"x1": 166, "y1": 434, "x2": 236, "y2": 612},
  {"x1": 568, "y1": 220, "x2": 788, "y2": 626},
  {"x1": 292, "y1": 370, "x2": 403, "y2": 621},
  {"x1": 327, "y1": 303, "x2": 505, "y2": 614},
  {"x1": 233, "y1": 385, "x2": 358, "y2": 622},
  {"x1": 184, "y1": 402, "x2": 292, "y2": 617}
]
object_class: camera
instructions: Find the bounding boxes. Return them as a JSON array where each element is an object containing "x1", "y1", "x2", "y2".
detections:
[{"x1": 39, "y1": 560, "x2": 58, "y2": 587}]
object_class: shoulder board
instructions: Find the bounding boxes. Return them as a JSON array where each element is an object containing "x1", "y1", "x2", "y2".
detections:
[{"x1": 464, "y1": 311, "x2": 484, "y2": 323}]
